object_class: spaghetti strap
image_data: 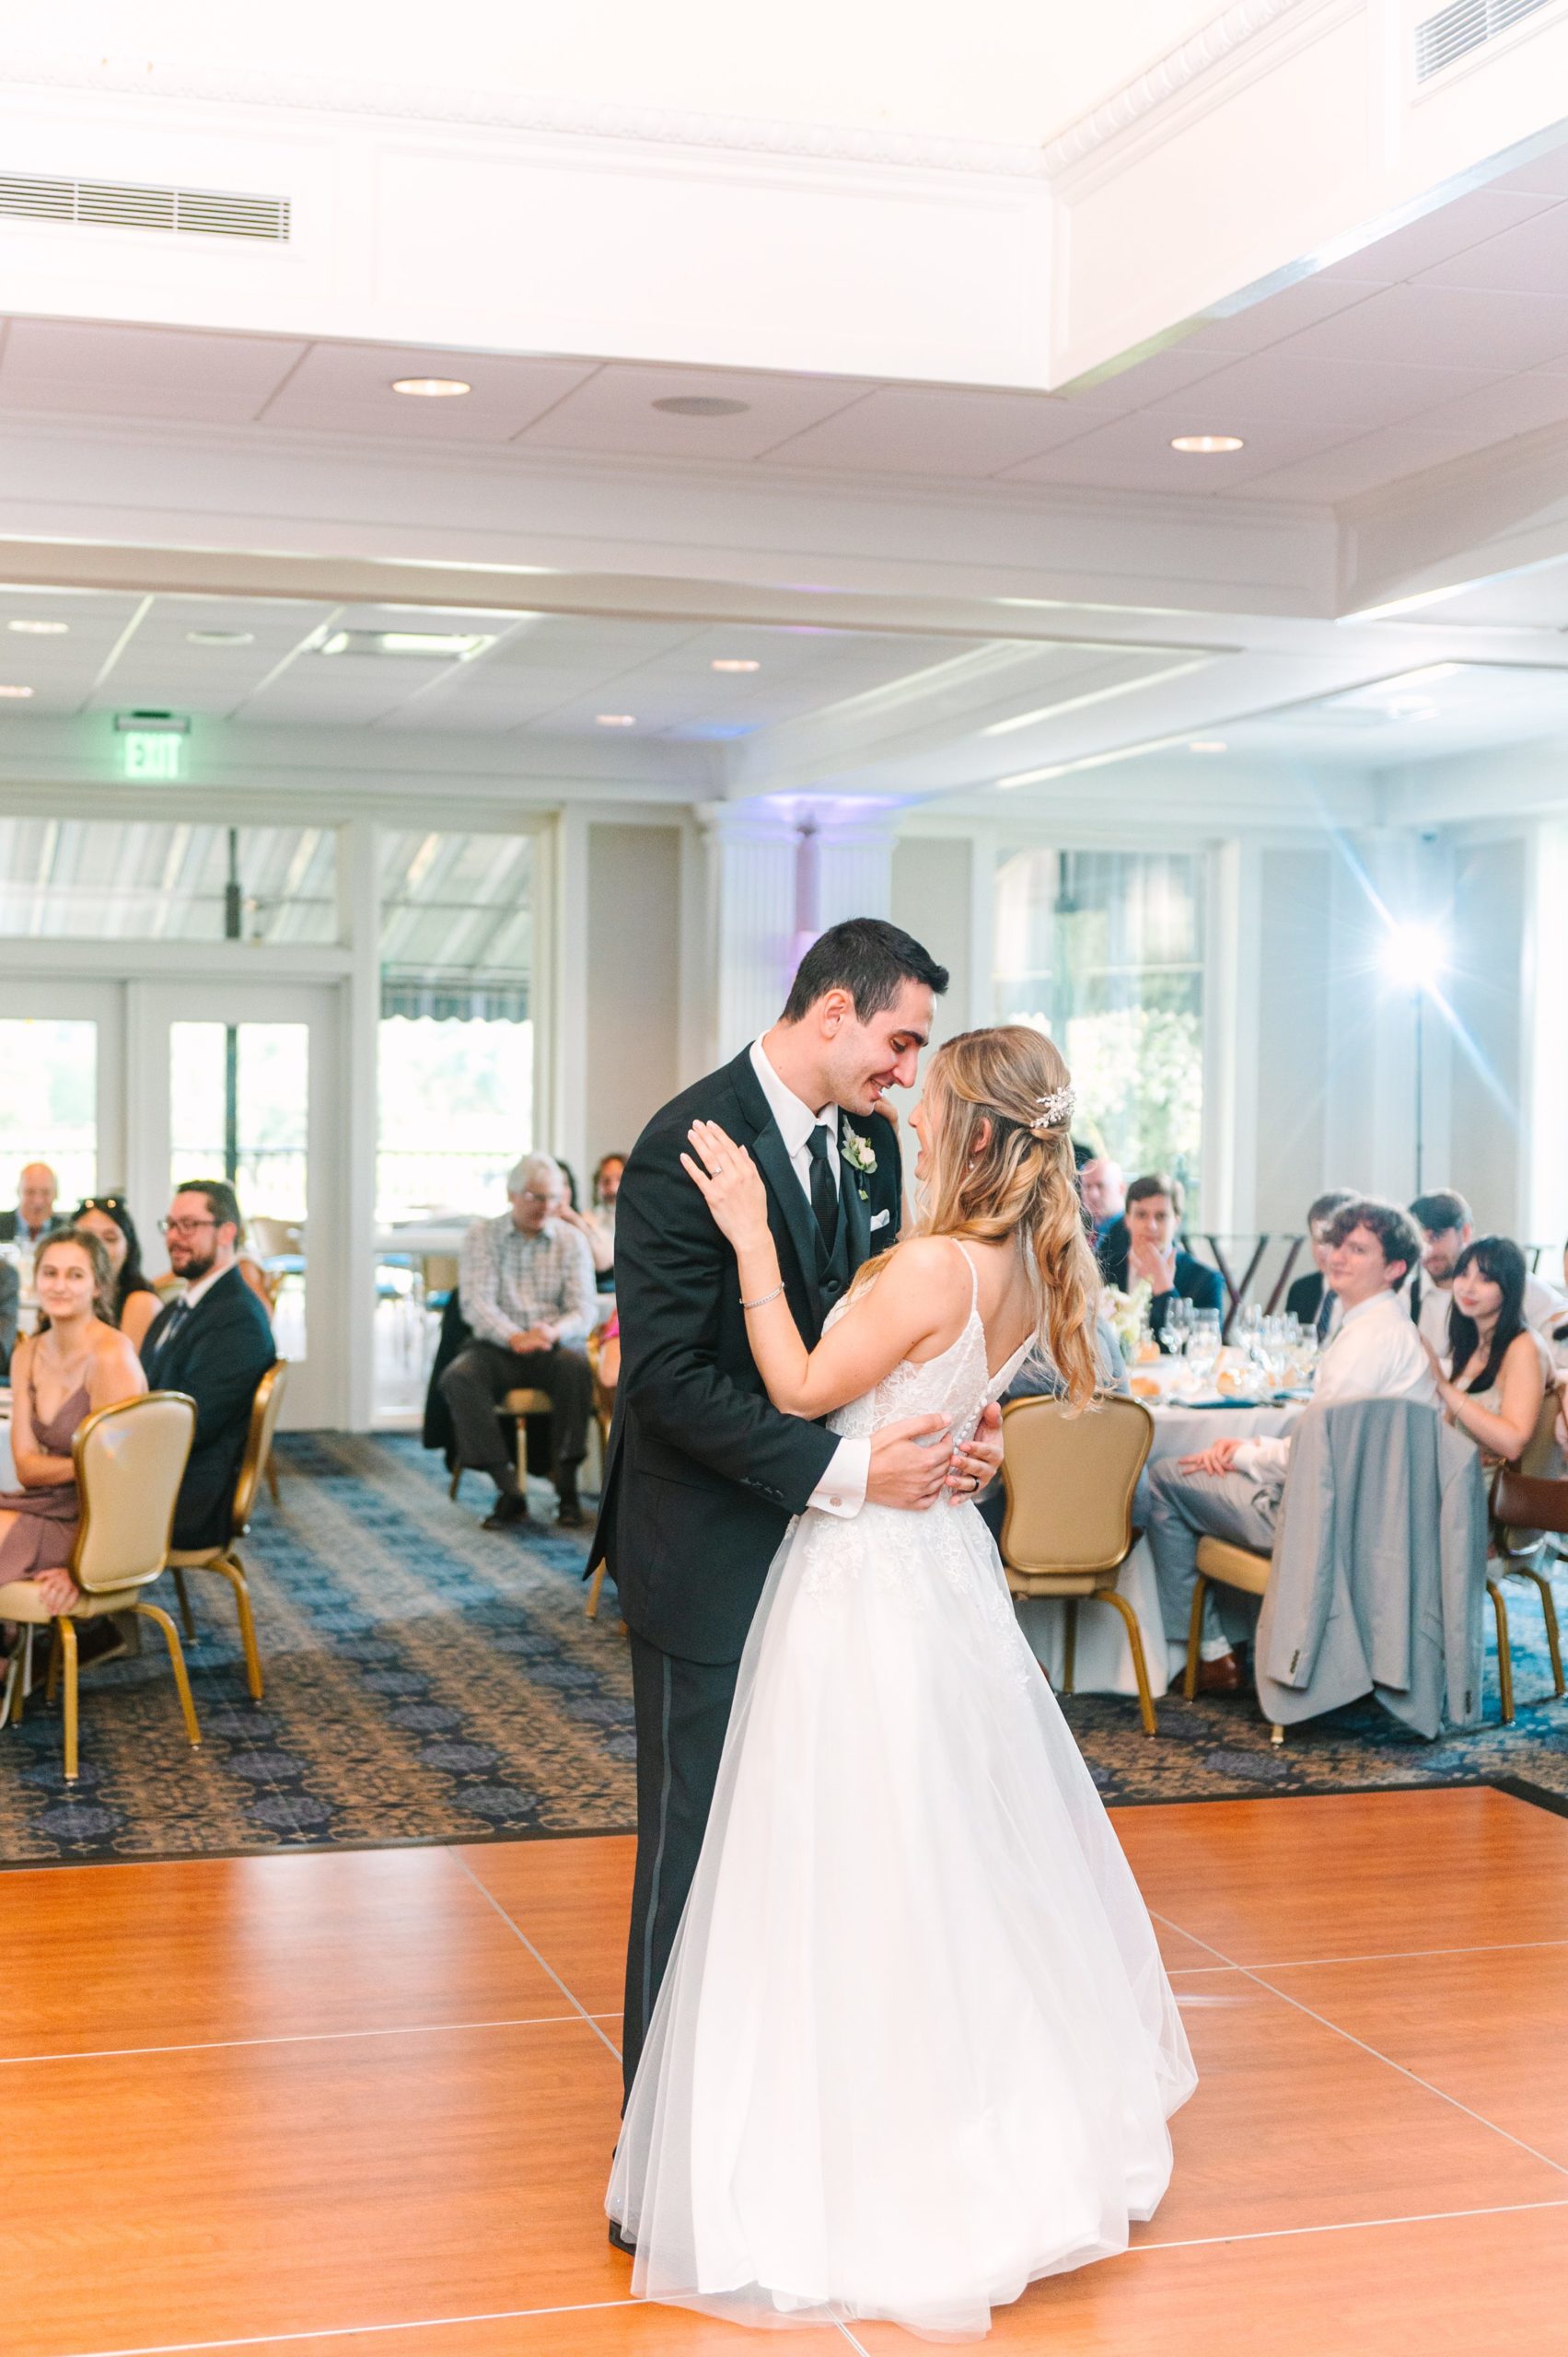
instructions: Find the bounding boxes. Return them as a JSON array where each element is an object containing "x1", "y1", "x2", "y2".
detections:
[{"x1": 947, "y1": 1237, "x2": 981, "y2": 1316}]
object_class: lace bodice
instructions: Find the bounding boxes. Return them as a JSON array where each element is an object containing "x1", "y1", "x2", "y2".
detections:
[{"x1": 824, "y1": 1239, "x2": 1034, "y2": 1451}]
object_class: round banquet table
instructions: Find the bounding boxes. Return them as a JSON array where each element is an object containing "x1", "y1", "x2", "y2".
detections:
[{"x1": 1012, "y1": 1400, "x2": 1303, "y2": 1700}]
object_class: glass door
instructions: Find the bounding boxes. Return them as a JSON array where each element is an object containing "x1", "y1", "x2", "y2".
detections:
[
  {"x1": 130, "y1": 981, "x2": 343, "y2": 1428},
  {"x1": 0, "y1": 981, "x2": 124, "y2": 1339}
]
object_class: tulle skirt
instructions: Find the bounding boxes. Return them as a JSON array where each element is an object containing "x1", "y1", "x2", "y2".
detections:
[{"x1": 608, "y1": 1499, "x2": 1197, "y2": 2340}]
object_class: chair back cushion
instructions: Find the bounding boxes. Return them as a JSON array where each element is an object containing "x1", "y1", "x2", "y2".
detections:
[
  {"x1": 73, "y1": 1393, "x2": 197, "y2": 1594},
  {"x1": 231, "y1": 1362, "x2": 288, "y2": 1534},
  {"x1": 1491, "y1": 1463, "x2": 1568, "y2": 1537},
  {"x1": 999, "y1": 1392, "x2": 1154, "y2": 1574}
]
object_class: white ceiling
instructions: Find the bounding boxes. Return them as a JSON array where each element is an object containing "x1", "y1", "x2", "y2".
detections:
[{"x1": 8, "y1": 148, "x2": 1568, "y2": 515}]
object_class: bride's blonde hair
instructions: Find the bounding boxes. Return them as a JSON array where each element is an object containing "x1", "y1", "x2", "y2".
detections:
[{"x1": 858, "y1": 1026, "x2": 1102, "y2": 1409}]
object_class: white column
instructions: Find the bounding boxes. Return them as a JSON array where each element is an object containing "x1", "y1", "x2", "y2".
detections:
[
  {"x1": 338, "y1": 819, "x2": 379, "y2": 1433},
  {"x1": 699, "y1": 803, "x2": 800, "y2": 1064},
  {"x1": 1201, "y1": 839, "x2": 1260, "y2": 1237},
  {"x1": 548, "y1": 807, "x2": 591, "y2": 1186},
  {"x1": 1523, "y1": 819, "x2": 1568, "y2": 1252},
  {"x1": 812, "y1": 811, "x2": 895, "y2": 932}
]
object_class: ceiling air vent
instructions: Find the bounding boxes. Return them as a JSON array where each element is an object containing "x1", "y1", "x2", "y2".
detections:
[
  {"x1": 1415, "y1": 0, "x2": 1557, "y2": 80},
  {"x1": 0, "y1": 174, "x2": 290, "y2": 241}
]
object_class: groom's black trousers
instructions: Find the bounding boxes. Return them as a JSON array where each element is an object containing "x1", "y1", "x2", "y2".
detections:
[{"x1": 621, "y1": 1631, "x2": 738, "y2": 2105}]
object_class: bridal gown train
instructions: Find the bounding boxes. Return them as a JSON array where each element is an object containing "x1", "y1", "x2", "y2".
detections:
[{"x1": 608, "y1": 1243, "x2": 1197, "y2": 2340}]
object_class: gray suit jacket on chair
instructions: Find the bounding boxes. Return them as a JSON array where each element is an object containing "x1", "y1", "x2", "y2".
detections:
[{"x1": 1254, "y1": 1396, "x2": 1487, "y2": 1739}]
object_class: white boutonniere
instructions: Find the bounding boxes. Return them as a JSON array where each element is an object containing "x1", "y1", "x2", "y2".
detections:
[{"x1": 840, "y1": 1123, "x2": 877, "y2": 1176}]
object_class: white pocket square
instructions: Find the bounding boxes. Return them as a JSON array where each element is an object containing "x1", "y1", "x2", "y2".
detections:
[{"x1": 869, "y1": 1208, "x2": 891, "y2": 1230}]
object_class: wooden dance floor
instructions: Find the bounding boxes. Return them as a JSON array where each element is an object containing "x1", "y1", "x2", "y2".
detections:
[{"x1": 4, "y1": 1784, "x2": 1567, "y2": 2355}]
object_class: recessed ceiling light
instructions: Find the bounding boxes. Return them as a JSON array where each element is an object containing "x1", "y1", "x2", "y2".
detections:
[
  {"x1": 391, "y1": 377, "x2": 472, "y2": 398},
  {"x1": 711, "y1": 657, "x2": 761, "y2": 672},
  {"x1": 7, "y1": 618, "x2": 68, "y2": 635},
  {"x1": 596, "y1": 713, "x2": 637, "y2": 726},
  {"x1": 0, "y1": 683, "x2": 35, "y2": 697},
  {"x1": 186, "y1": 629, "x2": 255, "y2": 647},
  {"x1": 1171, "y1": 434, "x2": 1245, "y2": 454},
  {"x1": 1189, "y1": 739, "x2": 1228, "y2": 752},
  {"x1": 652, "y1": 395, "x2": 750, "y2": 417}
]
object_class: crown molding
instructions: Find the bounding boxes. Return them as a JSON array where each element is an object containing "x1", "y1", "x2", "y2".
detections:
[
  {"x1": 4, "y1": 48, "x2": 1045, "y2": 180},
  {"x1": 1042, "y1": 0, "x2": 1358, "y2": 185}
]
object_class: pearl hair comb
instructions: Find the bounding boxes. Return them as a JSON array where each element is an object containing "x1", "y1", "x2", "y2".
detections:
[{"x1": 1030, "y1": 1084, "x2": 1075, "y2": 1133}]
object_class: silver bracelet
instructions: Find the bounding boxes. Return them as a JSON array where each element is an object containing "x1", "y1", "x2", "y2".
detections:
[{"x1": 740, "y1": 1284, "x2": 784, "y2": 1311}]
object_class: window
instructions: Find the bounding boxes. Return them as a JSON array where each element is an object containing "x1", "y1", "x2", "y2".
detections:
[
  {"x1": 994, "y1": 849, "x2": 1204, "y2": 1205},
  {"x1": 0, "y1": 1020, "x2": 97, "y2": 1208},
  {"x1": 377, "y1": 830, "x2": 535, "y2": 1220},
  {"x1": 0, "y1": 821, "x2": 336, "y2": 941}
]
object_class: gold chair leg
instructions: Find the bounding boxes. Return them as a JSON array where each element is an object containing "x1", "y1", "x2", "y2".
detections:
[
  {"x1": 1063, "y1": 1596, "x2": 1078, "y2": 1695},
  {"x1": 133, "y1": 1602, "x2": 202, "y2": 1750},
  {"x1": 1486, "y1": 1578, "x2": 1516, "y2": 1725},
  {"x1": 1518, "y1": 1566, "x2": 1565, "y2": 1699},
  {"x1": 213, "y1": 1552, "x2": 264, "y2": 1702},
  {"x1": 1270, "y1": 1723, "x2": 1286, "y2": 1747},
  {"x1": 1184, "y1": 1573, "x2": 1209, "y2": 1701},
  {"x1": 448, "y1": 1463, "x2": 461, "y2": 1501},
  {"x1": 586, "y1": 1561, "x2": 607, "y2": 1621},
  {"x1": 59, "y1": 1618, "x2": 79, "y2": 1782},
  {"x1": 171, "y1": 1568, "x2": 197, "y2": 1643},
  {"x1": 264, "y1": 1457, "x2": 281, "y2": 1507},
  {"x1": 1099, "y1": 1588, "x2": 1157, "y2": 1737},
  {"x1": 10, "y1": 1630, "x2": 27, "y2": 1727},
  {"x1": 44, "y1": 1625, "x2": 61, "y2": 1707}
]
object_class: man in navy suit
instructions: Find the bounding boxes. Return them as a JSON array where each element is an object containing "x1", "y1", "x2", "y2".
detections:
[
  {"x1": 1099, "y1": 1170, "x2": 1224, "y2": 1341},
  {"x1": 140, "y1": 1179, "x2": 275, "y2": 1550}
]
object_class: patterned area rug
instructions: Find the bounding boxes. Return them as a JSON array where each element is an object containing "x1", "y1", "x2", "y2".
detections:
[{"x1": 0, "y1": 1436, "x2": 1564, "y2": 1865}]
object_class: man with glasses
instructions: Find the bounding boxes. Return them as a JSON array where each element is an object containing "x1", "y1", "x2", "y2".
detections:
[
  {"x1": 141, "y1": 1180, "x2": 274, "y2": 1549},
  {"x1": 443, "y1": 1153, "x2": 598, "y2": 1531}
]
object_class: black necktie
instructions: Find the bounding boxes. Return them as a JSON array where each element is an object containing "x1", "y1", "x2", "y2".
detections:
[
  {"x1": 1316, "y1": 1289, "x2": 1335, "y2": 1344},
  {"x1": 806, "y1": 1124, "x2": 839, "y2": 1259},
  {"x1": 151, "y1": 1296, "x2": 191, "y2": 1375}
]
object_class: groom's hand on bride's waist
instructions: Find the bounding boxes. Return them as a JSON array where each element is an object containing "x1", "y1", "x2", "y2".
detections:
[
  {"x1": 947, "y1": 1400, "x2": 1003, "y2": 1504},
  {"x1": 865, "y1": 1413, "x2": 955, "y2": 1511}
]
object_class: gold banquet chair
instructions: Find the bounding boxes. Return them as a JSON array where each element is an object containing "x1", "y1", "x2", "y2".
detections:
[
  {"x1": 1, "y1": 1393, "x2": 200, "y2": 1782},
  {"x1": 167, "y1": 1361, "x2": 287, "y2": 1704},
  {"x1": 449, "y1": 1389, "x2": 553, "y2": 1502},
  {"x1": 1183, "y1": 1538, "x2": 1286, "y2": 1747},
  {"x1": 1485, "y1": 1388, "x2": 1567, "y2": 1724},
  {"x1": 997, "y1": 1392, "x2": 1160, "y2": 1737}
]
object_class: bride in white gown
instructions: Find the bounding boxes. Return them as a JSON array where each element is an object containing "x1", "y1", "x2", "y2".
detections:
[{"x1": 607, "y1": 1025, "x2": 1196, "y2": 2340}]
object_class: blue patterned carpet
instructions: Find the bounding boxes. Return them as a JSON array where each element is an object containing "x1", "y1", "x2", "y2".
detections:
[{"x1": 0, "y1": 1436, "x2": 1564, "y2": 1865}]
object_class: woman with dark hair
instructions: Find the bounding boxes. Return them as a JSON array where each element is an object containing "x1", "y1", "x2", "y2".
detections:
[
  {"x1": 73, "y1": 1193, "x2": 162, "y2": 1353},
  {"x1": 1424, "y1": 1236, "x2": 1551, "y2": 1465},
  {"x1": 0, "y1": 1225, "x2": 146, "y2": 1620}
]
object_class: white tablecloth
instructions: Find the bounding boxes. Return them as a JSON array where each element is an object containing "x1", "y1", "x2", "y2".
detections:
[{"x1": 1014, "y1": 1401, "x2": 1301, "y2": 1699}]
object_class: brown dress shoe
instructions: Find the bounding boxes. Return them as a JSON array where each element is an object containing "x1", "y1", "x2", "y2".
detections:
[{"x1": 1196, "y1": 1650, "x2": 1243, "y2": 1695}]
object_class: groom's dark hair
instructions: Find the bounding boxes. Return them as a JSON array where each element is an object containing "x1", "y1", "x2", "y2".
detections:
[{"x1": 782, "y1": 918, "x2": 948, "y2": 1024}]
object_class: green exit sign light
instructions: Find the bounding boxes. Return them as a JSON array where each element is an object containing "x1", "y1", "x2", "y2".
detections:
[{"x1": 114, "y1": 711, "x2": 190, "y2": 783}]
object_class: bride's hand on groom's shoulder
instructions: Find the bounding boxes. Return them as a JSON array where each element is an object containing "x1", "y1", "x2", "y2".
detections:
[{"x1": 681, "y1": 1120, "x2": 770, "y2": 1248}]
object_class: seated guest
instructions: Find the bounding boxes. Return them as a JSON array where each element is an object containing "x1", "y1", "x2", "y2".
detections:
[
  {"x1": 1144, "y1": 1198, "x2": 1434, "y2": 1691},
  {"x1": 0, "y1": 1255, "x2": 16, "y2": 1368},
  {"x1": 560, "y1": 1151, "x2": 624, "y2": 1288},
  {"x1": 1283, "y1": 1188, "x2": 1358, "y2": 1340},
  {"x1": 73, "y1": 1194, "x2": 162, "y2": 1353},
  {"x1": 1100, "y1": 1172, "x2": 1224, "y2": 1341},
  {"x1": 1410, "y1": 1189, "x2": 1564, "y2": 1355},
  {"x1": 140, "y1": 1181, "x2": 275, "y2": 1550},
  {"x1": 0, "y1": 1226, "x2": 145, "y2": 1631},
  {"x1": 1424, "y1": 1236, "x2": 1552, "y2": 1467},
  {"x1": 1079, "y1": 1157, "x2": 1127, "y2": 1262},
  {"x1": 0, "y1": 1163, "x2": 57, "y2": 1248},
  {"x1": 443, "y1": 1154, "x2": 598, "y2": 1532}
]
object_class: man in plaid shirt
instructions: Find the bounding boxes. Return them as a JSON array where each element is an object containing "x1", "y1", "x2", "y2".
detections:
[{"x1": 442, "y1": 1153, "x2": 598, "y2": 1529}]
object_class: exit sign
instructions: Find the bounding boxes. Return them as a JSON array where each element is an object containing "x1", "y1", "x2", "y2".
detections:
[
  {"x1": 114, "y1": 711, "x2": 189, "y2": 783},
  {"x1": 120, "y1": 729, "x2": 185, "y2": 782}
]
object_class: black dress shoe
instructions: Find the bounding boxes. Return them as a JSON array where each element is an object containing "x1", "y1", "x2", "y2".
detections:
[
  {"x1": 555, "y1": 1499, "x2": 587, "y2": 1530},
  {"x1": 482, "y1": 1492, "x2": 534, "y2": 1531},
  {"x1": 608, "y1": 2218, "x2": 636, "y2": 2257}
]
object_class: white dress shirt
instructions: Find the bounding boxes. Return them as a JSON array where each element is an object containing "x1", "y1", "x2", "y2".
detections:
[
  {"x1": 748, "y1": 1038, "x2": 867, "y2": 1520},
  {"x1": 1232, "y1": 1286, "x2": 1438, "y2": 1486}
]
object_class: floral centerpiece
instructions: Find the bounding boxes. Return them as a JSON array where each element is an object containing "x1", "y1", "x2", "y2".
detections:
[{"x1": 1101, "y1": 1281, "x2": 1153, "y2": 1365}]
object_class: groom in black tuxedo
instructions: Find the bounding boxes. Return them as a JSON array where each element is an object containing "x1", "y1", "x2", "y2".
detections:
[{"x1": 594, "y1": 919, "x2": 1005, "y2": 2125}]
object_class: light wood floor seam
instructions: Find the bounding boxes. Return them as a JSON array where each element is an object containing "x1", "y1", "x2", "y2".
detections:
[
  {"x1": 1169, "y1": 1935, "x2": 1568, "y2": 1973},
  {"x1": 1135, "y1": 2194, "x2": 1568, "y2": 2252},
  {"x1": 0, "y1": 2013, "x2": 621, "y2": 2069},
  {"x1": 71, "y1": 2297, "x2": 639, "y2": 2357},
  {"x1": 447, "y1": 1846, "x2": 622, "y2": 2061},
  {"x1": 1151, "y1": 1907, "x2": 1568, "y2": 2180}
]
